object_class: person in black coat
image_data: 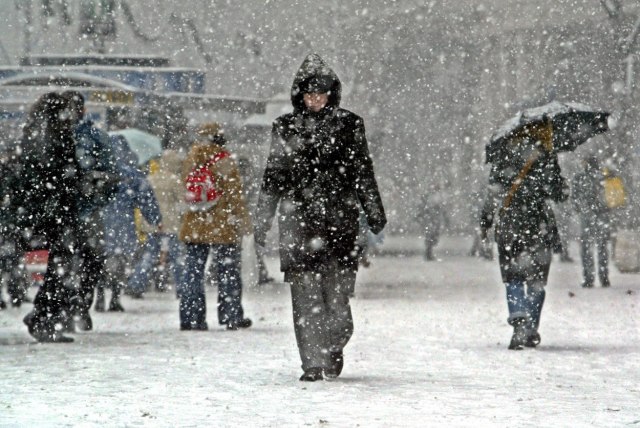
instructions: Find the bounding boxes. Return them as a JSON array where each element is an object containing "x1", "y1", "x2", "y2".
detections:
[
  {"x1": 481, "y1": 119, "x2": 568, "y2": 350},
  {"x1": 19, "y1": 93, "x2": 84, "y2": 342},
  {"x1": 255, "y1": 54, "x2": 386, "y2": 381},
  {"x1": 571, "y1": 156, "x2": 611, "y2": 288}
]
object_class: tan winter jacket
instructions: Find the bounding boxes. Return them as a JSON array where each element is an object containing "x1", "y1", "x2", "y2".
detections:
[
  {"x1": 146, "y1": 150, "x2": 186, "y2": 235},
  {"x1": 179, "y1": 141, "x2": 252, "y2": 244}
]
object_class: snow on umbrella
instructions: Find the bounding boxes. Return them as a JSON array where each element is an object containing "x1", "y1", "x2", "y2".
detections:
[
  {"x1": 108, "y1": 128, "x2": 162, "y2": 166},
  {"x1": 486, "y1": 101, "x2": 610, "y2": 164}
]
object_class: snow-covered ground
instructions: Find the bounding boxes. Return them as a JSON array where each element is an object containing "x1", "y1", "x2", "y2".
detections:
[{"x1": 1, "y1": 237, "x2": 639, "y2": 427}]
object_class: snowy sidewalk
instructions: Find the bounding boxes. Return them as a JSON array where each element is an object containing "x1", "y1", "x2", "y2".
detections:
[{"x1": 1, "y1": 250, "x2": 639, "y2": 427}]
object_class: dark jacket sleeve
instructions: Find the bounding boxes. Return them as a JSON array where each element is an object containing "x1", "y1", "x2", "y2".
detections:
[
  {"x1": 352, "y1": 117, "x2": 386, "y2": 234},
  {"x1": 133, "y1": 173, "x2": 162, "y2": 226},
  {"x1": 254, "y1": 120, "x2": 288, "y2": 246}
]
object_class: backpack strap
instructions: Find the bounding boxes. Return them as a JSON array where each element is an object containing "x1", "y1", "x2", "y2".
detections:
[
  {"x1": 501, "y1": 151, "x2": 541, "y2": 211},
  {"x1": 203, "y1": 150, "x2": 229, "y2": 171}
]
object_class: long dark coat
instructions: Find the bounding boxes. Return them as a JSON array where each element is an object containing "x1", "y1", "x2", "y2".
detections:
[
  {"x1": 481, "y1": 145, "x2": 567, "y2": 283},
  {"x1": 571, "y1": 164, "x2": 611, "y2": 235},
  {"x1": 255, "y1": 54, "x2": 386, "y2": 278}
]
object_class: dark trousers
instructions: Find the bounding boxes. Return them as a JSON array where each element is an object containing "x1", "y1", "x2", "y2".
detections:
[
  {"x1": 180, "y1": 243, "x2": 245, "y2": 329},
  {"x1": 288, "y1": 261, "x2": 355, "y2": 371},
  {"x1": 580, "y1": 229, "x2": 609, "y2": 285},
  {"x1": 32, "y1": 225, "x2": 79, "y2": 328}
]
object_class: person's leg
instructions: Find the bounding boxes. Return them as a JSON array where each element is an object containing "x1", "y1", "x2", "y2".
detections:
[
  {"x1": 179, "y1": 243, "x2": 208, "y2": 330},
  {"x1": 213, "y1": 244, "x2": 247, "y2": 327},
  {"x1": 323, "y1": 263, "x2": 355, "y2": 353},
  {"x1": 580, "y1": 228, "x2": 595, "y2": 287},
  {"x1": 26, "y1": 230, "x2": 75, "y2": 342},
  {"x1": 322, "y1": 262, "x2": 355, "y2": 377},
  {"x1": 290, "y1": 271, "x2": 331, "y2": 374},
  {"x1": 70, "y1": 241, "x2": 104, "y2": 329},
  {"x1": 6, "y1": 252, "x2": 28, "y2": 307},
  {"x1": 597, "y1": 230, "x2": 610, "y2": 287},
  {"x1": 127, "y1": 233, "x2": 161, "y2": 297},
  {"x1": 166, "y1": 234, "x2": 186, "y2": 297}
]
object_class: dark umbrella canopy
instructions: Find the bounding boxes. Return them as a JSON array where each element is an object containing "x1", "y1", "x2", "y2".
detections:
[{"x1": 486, "y1": 101, "x2": 609, "y2": 164}]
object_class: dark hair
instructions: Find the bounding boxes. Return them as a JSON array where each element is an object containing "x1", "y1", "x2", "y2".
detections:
[
  {"x1": 23, "y1": 92, "x2": 67, "y2": 138},
  {"x1": 61, "y1": 90, "x2": 85, "y2": 119}
]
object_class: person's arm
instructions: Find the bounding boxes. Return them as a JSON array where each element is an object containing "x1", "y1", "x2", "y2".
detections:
[
  {"x1": 352, "y1": 117, "x2": 386, "y2": 234},
  {"x1": 254, "y1": 121, "x2": 288, "y2": 247},
  {"x1": 134, "y1": 173, "x2": 162, "y2": 227}
]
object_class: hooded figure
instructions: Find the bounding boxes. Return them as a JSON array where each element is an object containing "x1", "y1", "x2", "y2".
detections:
[{"x1": 255, "y1": 54, "x2": 386, "y2": 381}]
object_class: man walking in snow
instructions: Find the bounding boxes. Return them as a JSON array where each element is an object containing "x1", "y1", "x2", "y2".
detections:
[
  {"x1": 571, "y1": 156, "x2": 612, "y2": 288},
  {"x1": 255, "y1": 54, "x2": 386, "y2": 381}
]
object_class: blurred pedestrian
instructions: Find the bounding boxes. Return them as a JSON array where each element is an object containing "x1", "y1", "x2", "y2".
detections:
[
  {"x1": 100, "y1": 135, "x2": 162, "y2": 309},
  {"x1": 62, "y1": 91, "x2": 120, "y2": 330},
  {"x1": 572, "y1": 156, "x2": 612, "y2": 288},
  {"x1": 19, "y1": 93, "x2": 84, "y2": 342},
  {"x1": 179, "y1": 123, "x2": 253, "y2": 331},
  {"x1": 418, "y1": 185, "x2": 446, "y2": 261},
  {"x1": 254, "y1": 54, "x2": 386, "y2": 381},
  {"x1": 469, "y1": 190, "x2": 494, "y2": 260},
  {"x1": 481, "y1": 118, "x2": 568, "y2": 350},
  {"x1": 129, "y1": 149, "x2": 187, "y2": 297},
  {"x1": 236, "y1": 156, "x2": 274, "y2": 285},
  {"x1": 0, "y1": 149, "x2": 29, "y2": 309}
]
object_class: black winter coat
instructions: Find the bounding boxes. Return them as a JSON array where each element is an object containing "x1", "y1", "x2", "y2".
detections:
[
  {"x1": 481, "y1": 147, "x2": 567, "y2": 282},
  {"x1": 255, "y1": 54, "x2": 386, "y2": 276}
]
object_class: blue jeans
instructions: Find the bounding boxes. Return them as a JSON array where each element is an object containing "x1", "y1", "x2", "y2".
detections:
[
  {"x1": 180, "y1": 243, "x2": 245, "y2": 328},
  {"x1": 129, "y1": 233, "x2": 186, "y2": 295},
  {"x1": 506, "y1": 280, "x2": 546, "y2": 331}
]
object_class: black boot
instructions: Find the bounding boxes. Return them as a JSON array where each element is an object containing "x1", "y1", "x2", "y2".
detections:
[
  {"x1": 325, "y1": 351, "x2": 344, "y2": 378},
  {"x1": 525, "y1": 331, "x2": 541, "y2": 348},
  {"x1": 108, "y1": 299, "x2": 125, "y2": 312},
  {"x1": 0, "y1": 300, "x2": 6, "y2": 310},
  {"x1": 23, "y1": 311, "x2": 74, "y2": 343},
  {"x1": 227, "y1": 318, "x2": 252, "y2": 330},
  {"x1": 108, "y1": 285, "x2": 125, "y2": 312},
  {"x1": 299, "y1": 368, "x2": 324, "y2": 382},
  {"x1": 508, "y1": 318, "x2": 527, "y2": 350}
]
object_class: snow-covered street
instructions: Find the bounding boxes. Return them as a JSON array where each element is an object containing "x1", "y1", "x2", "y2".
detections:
[{"x1": 1, "y1": 237, "x2": 639, "y2": 427}]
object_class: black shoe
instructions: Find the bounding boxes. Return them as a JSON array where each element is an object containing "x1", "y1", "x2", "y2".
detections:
[
  {"x1": 180, "y1": 322, "x2": 208, "y2": 331},
  {"x1": 299, "y1": 368, "x2": 324, "y2": 382},
  {"x1": 524, "y1": 331, "x2": 541, "y2": 348},
  {"x1": 601, "y1": 278, "x2": 611, "y2": 288},
  {"x1": 108, "y1": 300, "x2": 125, "y2": 312},
  {"x1": 325, "y1": 351, "x2": 344, "y2": 378},
  {"x1": 23, "y1": 312, "x2": 74, "y2": 343},
  {"x1": 75, "y1": 313, "x2": 93, "y2": 331},
  {"x1": 0, "y1": 300, "x2": 6, "y2": 310},
  {"x1": 581, "y1": 281, "x2": 594, "y2": 288},
  {"x1": 508, "y1": 319, "x2": 527, "y2": 350},
  {"x1": 227, "y1": 318, "x2": 252, "y2": 330}
]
